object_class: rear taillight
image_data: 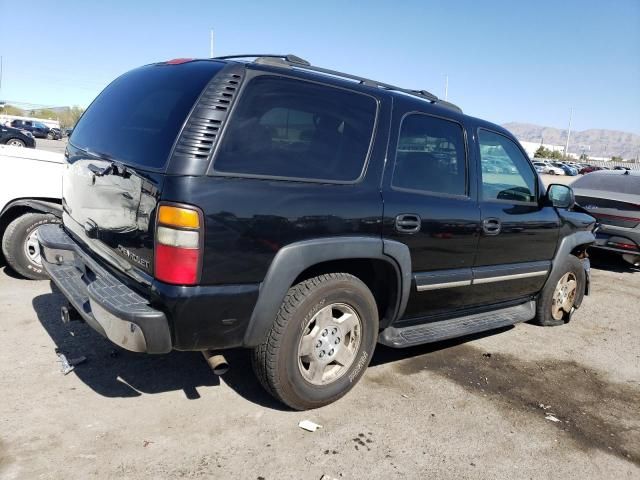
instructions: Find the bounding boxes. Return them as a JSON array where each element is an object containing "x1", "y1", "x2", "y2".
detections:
[
  {"x1": 607, "y1": 241, "x2": 639, "y2": 252},
  {"x1": 154, "y1": 204, "x2": 203, "y2": 285}
]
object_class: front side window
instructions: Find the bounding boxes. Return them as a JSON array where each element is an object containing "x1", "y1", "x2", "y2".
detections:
[
  {"x1": 392, "y1": 114, "x2": 466, "y2": 196},
  {"x1": 214, "y1": 76, "x2": 377, "y2": 182},
  {"x1": 479, "y1": 130, "x2": 537, "y2": 203}
]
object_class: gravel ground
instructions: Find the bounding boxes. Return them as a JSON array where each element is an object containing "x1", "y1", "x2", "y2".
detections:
[{"x1": 0, "y1": 250, "x2": 638, "y2": 479}]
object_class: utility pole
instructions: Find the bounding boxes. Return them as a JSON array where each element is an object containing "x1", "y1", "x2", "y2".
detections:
[
  {"x1": 210, "y1": 30, "x2": 214, "y2": 58},
  {"x1": 444, "y1": 74, "x2": 448, "y2": 101},
  {"x1": 0, "y1": 56, "x2": 3, "y2": 98},
  {"x1": 564, "y1": 107, "x2": 573, "y2": 157}
]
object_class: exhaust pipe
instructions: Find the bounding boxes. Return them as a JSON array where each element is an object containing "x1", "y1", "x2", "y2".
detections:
[
  {"x1": 61, "y1": 304, "x2": 82, "y2": 324},
  {"x1": 202, "y1": 351, "x2": 229, "y2": 375}
]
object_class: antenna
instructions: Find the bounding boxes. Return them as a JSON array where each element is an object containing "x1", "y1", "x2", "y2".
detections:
[{"x1": 444, "y1": 74, "x2": 448, "y2": 101}]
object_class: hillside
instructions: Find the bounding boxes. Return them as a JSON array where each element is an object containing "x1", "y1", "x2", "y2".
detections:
[{"x1": 502, "y1": 122, "x2": 640, "y2": 160}]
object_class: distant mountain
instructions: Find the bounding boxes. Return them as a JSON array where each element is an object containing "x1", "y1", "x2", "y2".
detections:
[{"x1": 502, "y1": 122, "x2": 640, "y2": 160}]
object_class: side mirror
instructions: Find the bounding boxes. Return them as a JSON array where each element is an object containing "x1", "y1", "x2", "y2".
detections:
[{"x1": 547, "y1": 184, "x2": 575, "y2": 209}]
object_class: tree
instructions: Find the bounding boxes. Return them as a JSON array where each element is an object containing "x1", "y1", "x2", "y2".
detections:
[
  {"x1": 579, "y1": 153, "x2": 589, "y2": 161},
  {"x1": 30, "y1": 109, "x2": 59, "y2": 120},
  {"x1": 57, "y1": 106, "x2": 84, "y2": 128},
  {"x1": 0, "y1": 104, "x2": 24, "y2": 116},
  {"x1": 611, "y1": 156, "x2": 623, "y2": 162},
  {"x1": 549, "y1": 150, "x2": 563, "y2": 160},
  {"x1": 534, "y1": 146, "x2": 551, "y2": 158}
]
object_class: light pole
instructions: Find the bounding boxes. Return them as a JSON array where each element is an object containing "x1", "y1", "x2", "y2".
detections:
[{"x1": 564, "y1": 107, "x2": 573, "y2": 158}]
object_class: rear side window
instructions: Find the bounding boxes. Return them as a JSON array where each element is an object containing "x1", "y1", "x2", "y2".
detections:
[
  {"x1": 573, "y1": 173, "x2": 640, "y2": 194},
  {"x1": 70, "y1": 61, "x2": 224, "y2": 170},
  {"x1": 478, "y1": 130, "x2": 537, "y2": 204},
  {"x1": 392, "y1": 114, "x2": 467, "y2": 196},
  {"x1": 214, "y1": 76, "x2": 377, "y2": 182}
]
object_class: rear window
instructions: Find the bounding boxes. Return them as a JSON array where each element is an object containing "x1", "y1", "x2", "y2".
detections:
[
  {"x1": 573, "y1": 172, "x2": 640, "y2": 194},
  {"x1": 213, "y1": 76, "x2": 377, "y2": 182},
  {"x1": 70, "y1": 61, "x2": 224, "y2": 170}
]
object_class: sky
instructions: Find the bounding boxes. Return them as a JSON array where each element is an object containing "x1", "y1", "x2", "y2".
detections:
[{"x1": 0, "y1": 0, "x2": 638, "y2": 133}]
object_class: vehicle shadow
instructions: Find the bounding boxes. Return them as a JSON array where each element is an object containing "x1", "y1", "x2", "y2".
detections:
[
  {"x1": 32, "y1": 283, "x2": 286, "y2": 410},
  {"x1": 589, "y1": 249, "x2": 639, "y2": 273},
  {"x1": 32, "y1": 282, "x2": 515, "y2": 411},
  {"x1": 369, "y1": 326, "x2": 513, "y2": 368}
]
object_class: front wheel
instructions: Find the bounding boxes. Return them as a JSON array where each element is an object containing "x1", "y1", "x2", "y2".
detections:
[
  {"x1": 5, "y1": 138, "x2": 25, "y2": 147},
  {"x1": 1, "y1": 213, "x2": 60, "y2": 279},
  {"x1": 534, "y1": 255, "x2": 585, "y2": 326},
  {"x1": 251, "y1": 273, "x2": 379, "y2": 410}
]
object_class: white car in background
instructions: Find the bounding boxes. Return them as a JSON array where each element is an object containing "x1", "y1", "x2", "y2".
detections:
[
  {"x1": 533, "y1": 161, "x2": 565, "y2": 175},
  {"x1": 0, "y1": 145, "x2": 64, "y2": 279}
]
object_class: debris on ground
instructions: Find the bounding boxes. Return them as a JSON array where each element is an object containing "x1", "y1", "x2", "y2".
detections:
[
  {"x1": 56, "y1": 352, "x2": 87, "y2": 375},
  {"x1": 482, "y1": 353, "x2": 492, "y2": 358},
  {"x1": 545, "y1": 414, "x2": 561, "y2": 423},
  {"x1": 538, "y1": 403, "x2": 552, "y2": 410},
  {"x1": 298, "y1": 420, "x2": 323, "y2": 432},
  {"x1": 320, "y1": 475, "x2": 339, "y2": 480}
]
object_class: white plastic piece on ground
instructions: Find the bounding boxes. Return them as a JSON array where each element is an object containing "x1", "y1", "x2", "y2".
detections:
[
  {"x1": 545, "y1": 414, "x2": 561, "y2": 422},
  {"x1": 298, "y1": 420, "x2": 323, "y2": 432},
  {"x1": 320, "y1": 475, "x2": 339, "y2": 480}
]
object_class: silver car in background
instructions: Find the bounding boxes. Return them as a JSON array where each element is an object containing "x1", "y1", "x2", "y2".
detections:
[{"x1": 572, "y1": 170, "x2": 640, "y2": 266}]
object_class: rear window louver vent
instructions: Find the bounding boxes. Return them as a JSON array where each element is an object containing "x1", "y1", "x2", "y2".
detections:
[{"x1": 168, "y1": 67, "x2": 244, "y2": 174}]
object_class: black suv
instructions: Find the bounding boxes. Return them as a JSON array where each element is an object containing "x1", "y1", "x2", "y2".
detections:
[{"x1": 38, "y1": 55, "x2": 595, "y2": 410}]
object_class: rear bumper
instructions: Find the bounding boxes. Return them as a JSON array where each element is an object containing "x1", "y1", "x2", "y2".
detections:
[
  {"x1": 592, "y1": 224, "x2": 640, "y2": 256},
  {"x1": 38, "y1": 224, "x2": 172, "y2": 354}
]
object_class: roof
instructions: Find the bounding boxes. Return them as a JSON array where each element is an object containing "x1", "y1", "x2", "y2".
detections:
[{"x1": 213, "y1": 54, "x2": 463, "y2": 113}]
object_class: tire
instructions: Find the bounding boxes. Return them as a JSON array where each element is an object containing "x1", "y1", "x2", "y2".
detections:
[
  {"x1": 548, "y1": 170, "x2": 555, "y2": 175},
  {"x1": 1, "y1": 213, "x2": 60, "y2": 280},
  {"x1": 5, "y1": 138, "x2": 25, "y2": 147},
  {"x1": 534, "y1": 255, "x2": 585, "y2": 326},
  {"x1": 251, "y1": 273, "x2": 379, "y2": 410}
]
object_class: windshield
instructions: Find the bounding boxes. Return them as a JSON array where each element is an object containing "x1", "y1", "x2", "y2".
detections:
[{"x1": 70, "y1": 60, "x2": 224, "y2": 170}]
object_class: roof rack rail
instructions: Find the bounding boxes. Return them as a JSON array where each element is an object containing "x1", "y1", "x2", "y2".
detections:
[
  {"x1": 213, "y1": 54, "x2": 462, "y2": 113},
  {"x1": 213, "y1": 54, "x2": 311, "y2": 66}
]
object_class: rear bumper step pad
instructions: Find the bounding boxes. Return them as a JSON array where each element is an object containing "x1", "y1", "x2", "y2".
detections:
[{"x1": 38, "y1": 224, "x2": 172, "y2": 354}]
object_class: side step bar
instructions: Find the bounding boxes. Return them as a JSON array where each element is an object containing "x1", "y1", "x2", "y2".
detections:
[{"x1": 378, "y1": 301, "x2": 536, "y2": 348}]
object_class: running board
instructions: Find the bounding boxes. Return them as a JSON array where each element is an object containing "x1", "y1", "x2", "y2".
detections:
[{"x1": 379, "y1": 301, "x2": 536, "y2": 348}]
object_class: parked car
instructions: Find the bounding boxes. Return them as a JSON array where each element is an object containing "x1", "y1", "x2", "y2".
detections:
[
  {"x1": 552, "y1": 162, "x2": 578, "y2": 176},
  {"x1": 64, "y1": 127, "x2": 74, "y2": 137},
  {"x1": 573, "y1": 170, "x2": 640, "y2": 267},
  {"x1": 37, "y1": 55, "x2": 596, "y2": 410},
  {"x1": 579, "y1": 165, "x2": 603, "y2": 175},
  {"x1": 613, "y1": 166, "x2": 631, "y2": 171},
  {"x1": 533, "y1": 161, "x2": 548, "y2": 174},
  {"x1": 0, "y1": 125, "x2": 36, "y2": 148},
  {"x1": 0, "y1": 146, "x2": 63, "y2": 278},
  {"x1": 48, "y1": 127, "x2": 63, "y2": 140},
  {"x1": 9, "y1": 120, "x2": 57, "y2": 139},
  {"x1": 542, "y1": 163, "x2": 565, "y2": 175}
]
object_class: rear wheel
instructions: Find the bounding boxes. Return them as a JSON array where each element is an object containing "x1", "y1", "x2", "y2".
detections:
[
  {"x1": 534, "y1": 255, "x2": 585, "y2": 326},
  {"x1": 251, "y1": 273, "x2": 378, "y2": 410},
  {"x1": 2, "y1": 213, "x2": 60, "y2": 279},
  {"x1": 5, "y1": 138, "x2": 25, "y2": 147}
]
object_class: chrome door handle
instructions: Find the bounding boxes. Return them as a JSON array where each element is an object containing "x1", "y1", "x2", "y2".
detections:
[
  {"x1": 482, "y1": 218, "x2": 501, "y2": 235},
  {"x1": 395, "y1": 214, "x2": 421, "y2": 234}
]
